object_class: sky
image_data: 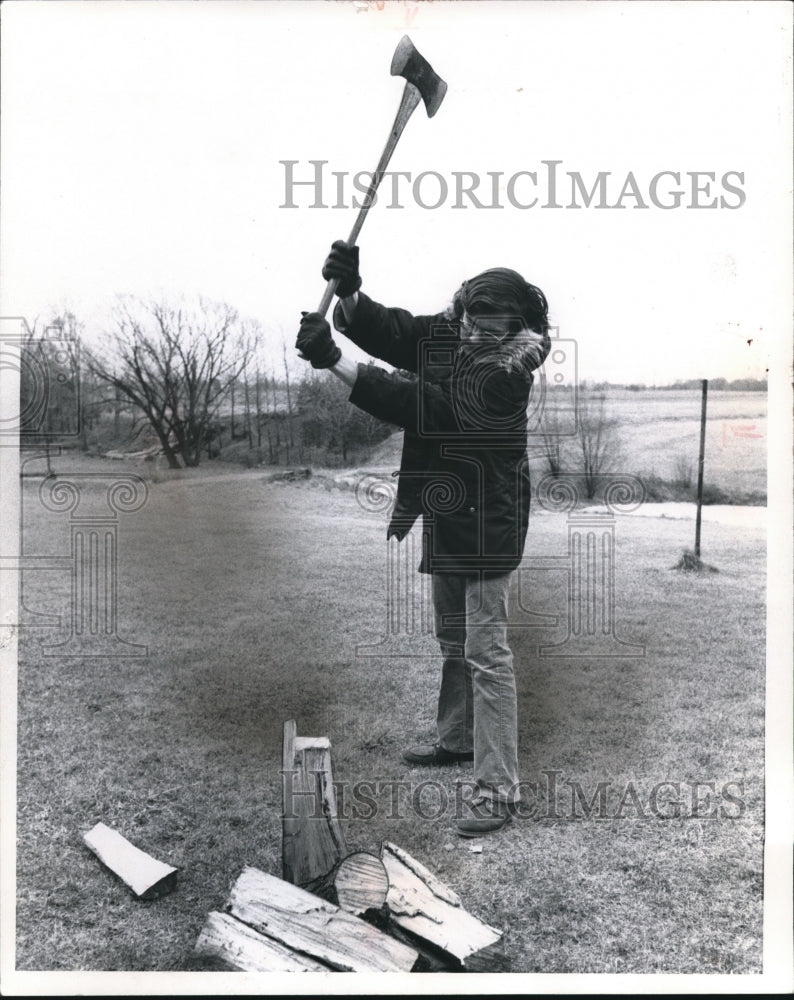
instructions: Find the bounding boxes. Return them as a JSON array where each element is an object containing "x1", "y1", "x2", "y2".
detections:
[{"x1": 0, "y1": 0, "x2": 791, "y2": 385}]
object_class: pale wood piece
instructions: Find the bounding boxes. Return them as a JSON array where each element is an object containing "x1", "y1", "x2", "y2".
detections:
[
  {"x1": 306, "y1": 851, "x2": 390, "y2": 917},
  {"x1": 381, "y1": 841, "x2": 509, "y2": 972},
  {"x1": 226, "y1": 865, "x2": 419, "y2": 972},
  {"x1": 333, "y1": 851, "x2": 390, "y2": 914},
  {"x1": 281, "y1": 720, "x2": 347, "y2": 886},
  {"x1": 194, "y1": 910, "x2": 329, "y2": 972},
  {"x1": 83, "y1": 822, "x2": 177, "y2": 899}
]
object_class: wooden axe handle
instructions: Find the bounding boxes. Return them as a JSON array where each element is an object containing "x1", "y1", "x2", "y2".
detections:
[{"x1": 315, "y1": 83, "x2": 423, "y2": 318}]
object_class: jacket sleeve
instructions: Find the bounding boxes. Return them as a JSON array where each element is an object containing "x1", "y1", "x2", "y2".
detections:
[
  {"x1": 349, "y1": 360, "x2": 531, "y2": 438},
  {"x1": 332, "y1": 292, "x2": 450, "y2": 374}
]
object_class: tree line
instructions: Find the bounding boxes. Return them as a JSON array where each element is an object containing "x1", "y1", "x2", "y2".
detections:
[
  {"x1": 19, "y1": 296, "x2": 761, "y2": 488},
  {"x1": 586, "y1": 378, "x2": 767, "y2": 392},
  {"x1": 18, "y1": 297, "x2": 392, "y2": 470}
]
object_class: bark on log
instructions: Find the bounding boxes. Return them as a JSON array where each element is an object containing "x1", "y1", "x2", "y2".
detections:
[
  {"x1": 194, "y1": 910, "x2": 329, "y2": 972},
  {"x1": 281, "y1": 720, "x2": 347, "y2": 886},
  {"x1": 83, "y1": 822, "x2": 177, "y2": 900},
  {"x1": 226, "y1": 865, "x2": 420, "y2": 973},
  {"x1": 305, "y1": 851, "x2": 390, "y2": 917},
  {"x1": 381, "y1": 841, "x2": 509, "y2": 972},
  {"x1": 382, "y1": 917, "x2": 461, "y2": 973}
]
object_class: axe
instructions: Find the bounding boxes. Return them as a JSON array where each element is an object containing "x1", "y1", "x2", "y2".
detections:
[{"x1": 315, "y1": 35, "x2": 447, "y2": 317}]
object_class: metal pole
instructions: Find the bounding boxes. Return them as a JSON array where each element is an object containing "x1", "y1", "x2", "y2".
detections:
[{"x1": 694, "y1": 379, "x2": 708, "y2": 558}]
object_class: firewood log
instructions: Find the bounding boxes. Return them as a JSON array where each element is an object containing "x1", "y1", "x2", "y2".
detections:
[
  {"x1": 305, "y1": 850, "x2": 390, "y2": 917},
  {"x1": 194, "y1": 910, "x2": 329, "y2": 972},
  {"x1": 381, "y1": 841, "x2": 509, "y2": 972},
  {"x1": 225, "y1": 866, "x2": 420, "y2": 973}
]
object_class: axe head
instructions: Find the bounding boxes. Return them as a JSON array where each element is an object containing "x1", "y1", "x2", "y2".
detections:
[{"x1": 390, "y1": 35, "x2": 447, "y2": 118}]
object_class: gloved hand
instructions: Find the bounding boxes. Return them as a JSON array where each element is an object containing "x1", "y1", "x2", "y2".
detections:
[
  {"x1": 322, "y1": 240, "x2": 362, "y2": 298},
  {"x1": 296, "y1": 312, "x2": 342, "y2": 369}
]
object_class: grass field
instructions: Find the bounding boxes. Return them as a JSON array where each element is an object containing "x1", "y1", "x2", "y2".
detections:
[{"x1": 14, "y1": 446, "x2": 766, "y2": 975}]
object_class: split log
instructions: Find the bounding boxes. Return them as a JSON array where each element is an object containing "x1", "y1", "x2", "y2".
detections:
[
  {"x1": 381, "y1": 841, "x2": 509, "y2": 972},
  {"x1": 281, "y1": 720, "x2": 347, "y2": 886},
  {"x1": 305, "y1": 851, "x2": 390, "y2": 917},
  {"x1": 83, "y1": 822, "x2": 177, "y2": 899},
  {"x1": 382, "y1": 918, "x2": 461, "y2": 973},
  {"x1": 226, "y1": 865, "x2": 419, "y2": 973},
  {"x1": 194, "y1": 910, "x2": 329, "y2": 972}
]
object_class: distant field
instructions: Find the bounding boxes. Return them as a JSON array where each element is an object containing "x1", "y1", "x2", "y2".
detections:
[
  {"x1": 591, "y1": 389, "x2": 767, "y2": 500},
  {"x1": 367, "y1": 388, "x2": 767, "y2": 504}
]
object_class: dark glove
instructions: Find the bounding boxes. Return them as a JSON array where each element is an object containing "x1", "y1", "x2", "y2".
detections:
[
  {"x1": 322, "y1": 240, "x2": 361, "y2": 298},
  {"x1": 296, "y1": 312, "x2": 342, "y2": 369}
]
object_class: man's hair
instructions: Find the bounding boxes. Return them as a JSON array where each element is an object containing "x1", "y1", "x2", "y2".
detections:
[{"x1": 445, "y1": 267, "x2": 550, "y2": 336}]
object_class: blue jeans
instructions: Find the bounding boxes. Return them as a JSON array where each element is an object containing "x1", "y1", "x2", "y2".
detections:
[{"x1": 432, "y1": 572, "x2": 519, "y2": 804}]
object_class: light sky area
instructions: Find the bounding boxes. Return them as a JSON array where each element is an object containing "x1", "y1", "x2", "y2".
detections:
[{"x1": 1, "y1": 1, "x2": 791, "y2": 385}]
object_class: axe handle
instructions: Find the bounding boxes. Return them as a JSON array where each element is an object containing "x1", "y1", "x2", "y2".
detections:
[{"x1": 316, "y1": 83, "x2": 423, "y2": 318}]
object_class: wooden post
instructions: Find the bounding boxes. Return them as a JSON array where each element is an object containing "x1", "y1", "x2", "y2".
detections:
[
  {"x1": 281, "y1": 720, "x2": 347, "y2": 886},
  {"x1": 695, "y1": 378, "x2": 708, "y2": 558}
]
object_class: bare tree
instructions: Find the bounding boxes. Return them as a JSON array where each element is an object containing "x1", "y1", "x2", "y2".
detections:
[
  {"x1": 297, "y1": 370, "x2": 391, "y2": 465},
  {"x1": 254, "y1": 365, "x2": 263, "y2": 449},
  {"x1": 282, "y1": 340, "x2": 297, "y2": 464},
  {"x1": 243, "y1": 359, "x2": 253, "y2": 449},
  {"x1": 230, "y1": 317, "x2": 267, "y2": 458},
  {"x1": 538, "y1": 401, "x2": 566, "y2": 477},
  {"x1": 19, "y1": 313, "x2": 83, "y2": 472},
  {"x1": 267, "y1": 366, "x2": 281, "y2": 462},
  {"x1": 88, "y1": 296, "x2": 249, "y2": 468},
  {"x1": 229, "y1": 370, "x2": 238, "y2": 440},
  {"x1": 673, "y1": 452, "x2": 694, "y2": 490},
  {"x1": 576, "y1": 391, "x2": 621, "y2": 499}
]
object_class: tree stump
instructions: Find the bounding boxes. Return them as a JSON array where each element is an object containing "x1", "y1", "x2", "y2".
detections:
[{"x1": 673, "y1": 548, "x2": 718, "y2": 573}]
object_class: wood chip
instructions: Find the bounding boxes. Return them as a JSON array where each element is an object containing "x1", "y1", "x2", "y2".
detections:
[{"x1": 83, "y1": 822, "x2": 177, "y2": 899}]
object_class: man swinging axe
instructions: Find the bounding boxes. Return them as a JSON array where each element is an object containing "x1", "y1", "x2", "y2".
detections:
[{"x1": 295, "y1": 40, "x2": 552, "y2": 838}]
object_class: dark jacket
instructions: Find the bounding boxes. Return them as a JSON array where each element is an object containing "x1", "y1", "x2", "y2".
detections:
[{"x1": 336, "y1": 292, "x2": 550, "y2": 576}]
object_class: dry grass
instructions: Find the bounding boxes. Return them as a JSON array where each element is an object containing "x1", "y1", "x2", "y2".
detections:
[
  {"x1": 602, "y1": 388, "x2": 767, "y2": 503},
  {"x1": 15, "y1": 453, "x2": 765, "y2": 974}
]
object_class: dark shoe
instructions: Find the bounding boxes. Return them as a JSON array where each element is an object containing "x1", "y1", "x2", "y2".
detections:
[
  {"x1": 456, "y1": 796, "x2": 514, "y2": 837},
  {"x1": 402, "y1": 742, "x2": 474, "y2": 766}
]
